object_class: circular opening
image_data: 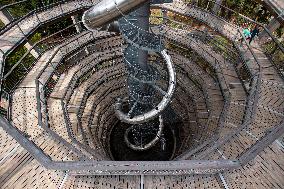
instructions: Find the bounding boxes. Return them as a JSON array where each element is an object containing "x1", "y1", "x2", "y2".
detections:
[{"x1": 109, "y1": 120, "x2": 178, "y2": 161}]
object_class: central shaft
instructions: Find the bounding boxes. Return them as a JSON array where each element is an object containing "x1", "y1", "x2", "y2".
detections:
[
  {"x1": 120, "y1": 1, "x2": 163, "y2": 150},
  {"x1": 136, "y1": 2, "x2": 150, "y2": 71},
  {"x1": 121, "y1": 2, "x2": 153, "y2": 114},
  {"x1": 83, "y1": 0, "x2": 175, "y2": 151}
]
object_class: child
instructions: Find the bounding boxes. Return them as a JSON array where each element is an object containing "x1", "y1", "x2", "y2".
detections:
[
  {"x1": 240, "y1": 24, "x2": 251, "y2": 44},
  {"x1": 243, "y1": 25, "x2": 251, "y2": 40},
  {"x1": 249, "y1": 25, "x2": 260, "y2": 44}
]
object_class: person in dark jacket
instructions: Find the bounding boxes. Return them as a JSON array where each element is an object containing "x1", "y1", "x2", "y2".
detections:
[{"x1": 249, "y1": 25, "x2": 260, "y2": 44}]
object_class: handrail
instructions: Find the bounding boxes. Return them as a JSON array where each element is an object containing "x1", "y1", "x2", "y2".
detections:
[
  {"x1": 188, "y1": 0, "x2": 284, "y2": 52},
  {"x1": 62, "y1": 50, "x2": 123, "y2": 103},
  {"x1": 150, "y1": 15, "x2": 240, "y2": 62},
  {"x1": 171, "y1": 52, "x2": 225, "y2": 150},
  {"x1": 162, "y1": 1, "x2": 284, "y2": 80},
  {"x1": 0, "y1": 0, "x2": 29, "y2": 11},
  {"x1": 35, "y1": 32, "x2": 122, "y2": 157},
  {"x1": 35, "y1": 30, "x2": 95, "y2": 109},
  {"x1": 0, "y1": 111, "x2": 240, "y2": 175},
  {"x1": 150, "y1": 22, "x2": 236, "y2": 154},
  {"x1": 0, "y1": 0, "x2": 72, "y2": 35},
  {"x1": 239, "y1": 120, "x2": 284, "y2": 165},
  {"x1": 160, "y1": 0, "x2": 284, "y2": 54},
  {"x1": 153, "y1": 2, "x2": 283, "y2": 81},
  {"x1": 0, "y1": 0, "x2": 283, "y2": 175},
  {"x1": 149, "y1": 13, "x2": 268, "y2": 160},
  {"x1": 75, "y1": 66, "x2": 125, "y2": 148},
  {"x1": 1, "y1": 107, "x2": 281, "y2": 175},
  {"x1": 34, "y1": 31, "x2": 113, "y2": 160},
  {"x1": 156, "y1": 25, "x2": 233, "y2": 95},
  {"x1": 3, "y1": 31, "x2": 80, "y2": 94},
  {"x1": 61, "y1": 53, "x2": 123, "y2": 149},
  {"x1": 0, "y1": 1, "x2": 97, "y2": 100},
  {"x1": 158, "y1": 24, "x2": 233, "y2": 134},
  {"x1": 123, "y1": 2, "x2": 280, "y2": 161},
  {"x1": 3, "y1": 22, "x2": 84, "y2": 80}
]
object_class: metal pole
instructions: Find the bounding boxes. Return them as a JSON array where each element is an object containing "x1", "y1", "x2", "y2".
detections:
[{"x1": 135, "y1": 1, "x2": 150, "y2": 71}]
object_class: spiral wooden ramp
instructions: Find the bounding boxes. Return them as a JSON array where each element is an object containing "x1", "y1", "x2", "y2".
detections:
[{"x1": 0, "y1": 0, "x2": 283, "y2": 188}]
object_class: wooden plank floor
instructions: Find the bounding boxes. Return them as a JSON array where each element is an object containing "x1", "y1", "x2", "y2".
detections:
[{"x1": 0, "y1": 0, "x2": 283, "y2": 188}]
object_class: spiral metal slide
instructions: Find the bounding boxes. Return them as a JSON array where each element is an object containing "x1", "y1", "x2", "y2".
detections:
[
  {"x1": 82, "y1": 0, "x2": 150, "y2": 30},
  {"x1": 83, "y1": 0, "x2": 176, "y2": 122},
  {"x1": 82, "y1": 0, "x2": 176, "y2": 150}
]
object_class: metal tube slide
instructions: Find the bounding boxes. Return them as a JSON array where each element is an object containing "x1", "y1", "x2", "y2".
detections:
[
  {"x1": 124, "y1": 115, "x2": 164, "y2": 151},
  {"x1": 82, "y1": 0, "x2": 149, "y2": 30},
  {"x1": 115, "y1": 49, "x2": 176, "y2": 124}
]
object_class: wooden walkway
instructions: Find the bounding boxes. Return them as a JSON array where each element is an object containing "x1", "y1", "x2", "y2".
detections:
[
  {"x1": 0, "y1": 0, "x2": 94, "y2": 55},
  {"x1": 0, "y1": 0, "x2": 283, "y2": 188}
]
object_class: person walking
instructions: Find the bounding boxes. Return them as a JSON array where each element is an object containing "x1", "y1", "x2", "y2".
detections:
[
  {"x1": 243, "y1": 25, "x2": 251, "y2": 40},
  {"x1": 249, "y1": 25, "x2": 260, "y2": 44},
  {"x1": 240, "y1": 24, "x2": 251, "y2": 45}
]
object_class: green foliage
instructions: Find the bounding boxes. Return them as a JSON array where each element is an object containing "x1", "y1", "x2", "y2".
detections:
[
  {"x1": 167, "y1": 41, "x2": 217, "y2": 79},
  {"x1": 29, "y1": 32, "x2": 49, "y2": 52},
  {"x1": 5, "y1": 45, "x2": 35, "y2": 72},
  {"x1": 223, "y1": 0, "x2": 271, "y2": 24},
  {"x1": 275, "y1": 27, "x2": 284, "y2": 38},
  {"x1": 4, "y1": 46, "x2": 36, "y2": 90},
  {"x1": 5, "y1": 46, "x2": 27, "y2": 71},
  {"x1": 43, "y1": 17, "x2": 74, "y2": 35},
  {"x1": 0, "y1": 0, "x2": 40, "y2": 18},
  {"x1": 181, "y1": 0, "x2": 272, "y2": 25},
  {"x1": 210, "y1": 35, "x2": 236, "y2": 61},
  {"x1": 0, "y1": 20, "x2": 4, "y2": 29},
  {"x1": 150, "y1": 9, "x2": 163, "y2": 25},
  {"x1": 262, "y1": 41, "x2": 284, "y2": 70},
  {"x1": 0, "y1": 0, "x2": 62, "y2": 19},
  {"x1": 30, "y1": 32, "x2": 42, "y2": 44}
]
